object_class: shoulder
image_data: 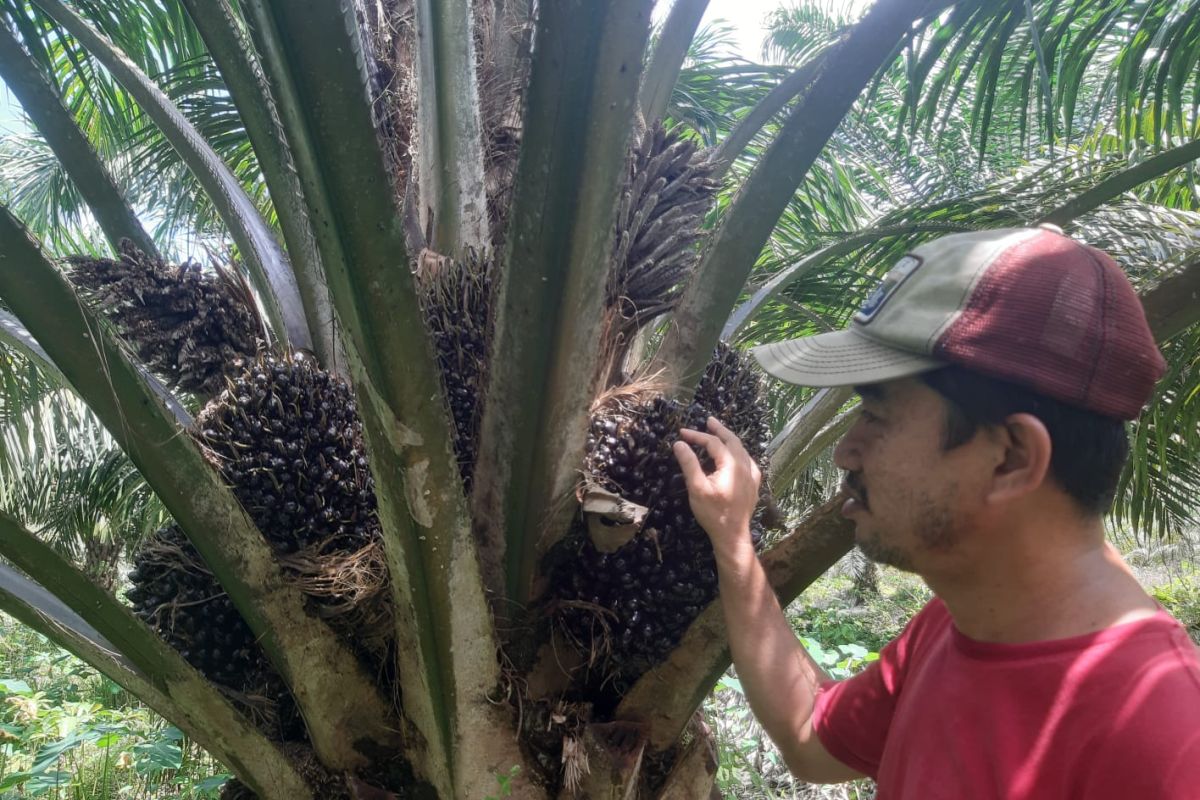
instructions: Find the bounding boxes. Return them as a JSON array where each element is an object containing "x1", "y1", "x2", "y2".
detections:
[
  {"x1": 1076, "y1": 615, "x2": 1200, "y2": 794},
  {"x1": 1079, "y1": 610, "x2": 1200, "y2": 704}
]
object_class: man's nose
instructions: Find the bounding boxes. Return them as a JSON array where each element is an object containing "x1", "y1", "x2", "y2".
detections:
[{"x1": 833, "y1": 416, "x2": 864, "y2": 472}]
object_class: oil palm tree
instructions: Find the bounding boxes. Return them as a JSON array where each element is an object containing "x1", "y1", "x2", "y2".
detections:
[{"x1": 0, "y1": 0, "x2": 1197, "y2": 797}]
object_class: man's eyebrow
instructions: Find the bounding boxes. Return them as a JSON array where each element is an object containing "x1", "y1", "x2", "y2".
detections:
[{"x1": 853, "y1": 384, "x2": 885, "y2": 401}]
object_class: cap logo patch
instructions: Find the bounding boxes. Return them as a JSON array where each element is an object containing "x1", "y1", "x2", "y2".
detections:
[{"x1": 855, "y1": 254, "x2": 922, "y2": 325}]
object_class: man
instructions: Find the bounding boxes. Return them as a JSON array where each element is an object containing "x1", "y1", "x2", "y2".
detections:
[{"x1": 673, "y1": 227, "x2": 1200, "y2": 798}]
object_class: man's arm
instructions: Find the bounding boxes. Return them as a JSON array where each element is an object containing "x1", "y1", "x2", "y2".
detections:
[{"x1": 674, "y1": 418, "x2": 863, "y2": 783}]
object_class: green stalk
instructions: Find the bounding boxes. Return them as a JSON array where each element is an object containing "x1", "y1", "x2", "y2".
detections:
[
  {"x1": 639, "y1": 0, "x2": 710, "y2": 124},
  {"x1": 711, "y1": 52, "x2": 828, "y2": 177},
  {"x1": 0, "y1": 561, "x2": 120, "y2": 661},
  {"x1": 767, "y1": 388, "x2": 855, "y2": 487},
  {"x1": 0, "y1": 206, "x2": 399, "y2": 772},
  {"x1": 1141, "y1": 259, "x2": 1200, "y2": 342},
  {"x1": 176, "y1": 0, "x2": 337, "y2": 366},
  {"x1": 414, "y1": 0, "x2": 490, "y2": 253},
  {"x1": 1039, "y1": 137, "x2": 1200, "y2": 225},
  {"x1": 653, "y1": 0, "x2": 952, "y2": 393},
  {"x1": 471, "y1": 0, "x2": 654, "y2": 609},
  {"x1": 0, "y1": 18, "x2": 157, "y2": 257},
  {"x1": 30, "y1": 0, "x2": 310, "y2": 351},
  {"x1": 0, "y1": 519, "x2": 314, "y2": 800},
  {"x1": 0, "y1": 308, "x2": 190, "y2": 424},
  {"x1": 771, "y1": 406, "x2": 858, "y2": 491}
]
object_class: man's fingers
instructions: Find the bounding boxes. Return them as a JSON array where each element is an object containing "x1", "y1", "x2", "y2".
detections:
[
  {"x1": 706, "y1": 416, "x2": 735, "y2": 440},
  {"x1": 672, "y1": 440, "x2": 706, "y2": 486},
  {"x1": 677, "y1": 427, "x2": 717, "y2": 446},
  {"x1": 676, "y1": 426, "x2": 735, "y2": 470},
  {"x1": 707, "y1": 416, "x2": 751, "y2": 461}
]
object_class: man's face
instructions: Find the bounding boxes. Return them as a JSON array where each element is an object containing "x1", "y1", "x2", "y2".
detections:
[{"x1": 833, "y1": 377, "x2": 992, "y2": 573}]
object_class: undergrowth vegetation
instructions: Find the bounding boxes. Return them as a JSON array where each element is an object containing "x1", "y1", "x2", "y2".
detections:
[{"x1": 0, "y1": 622, "x2": 227, "y2": 799}]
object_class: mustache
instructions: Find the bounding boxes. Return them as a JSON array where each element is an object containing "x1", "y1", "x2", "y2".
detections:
[{"x1": 841, "y1": 472, "x2": 869, "y2": 508}]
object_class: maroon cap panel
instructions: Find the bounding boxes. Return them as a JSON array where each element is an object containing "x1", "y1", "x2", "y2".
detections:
[
  {"x1": 932, "y1": 232, "x2": 1165, "y2": 419},
  {"x1": 1090, "y1": 240, "x2": 1168, "y2": 417}
]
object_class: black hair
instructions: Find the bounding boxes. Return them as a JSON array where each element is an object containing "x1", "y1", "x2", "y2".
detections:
[{"x1": 919, "y1": 366, "x2": 1129, "y2": 516}]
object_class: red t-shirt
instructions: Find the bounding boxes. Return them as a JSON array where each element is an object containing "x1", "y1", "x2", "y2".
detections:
[{"x1": 812, "y1": 598, "x2": 1200, "y2": 798}]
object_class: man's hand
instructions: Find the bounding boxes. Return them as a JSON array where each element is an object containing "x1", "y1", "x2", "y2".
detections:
[
  {"x1": 672, "y1": 418, "x2": 860, "y2": 785},
  {"x1": 672, "y1": 417, "x2": 762, "y2": 557}
]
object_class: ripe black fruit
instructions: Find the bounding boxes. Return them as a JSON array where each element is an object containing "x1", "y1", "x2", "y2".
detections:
[{"x1": 552, "y1": 345, "x2": 770, "y2": 678}]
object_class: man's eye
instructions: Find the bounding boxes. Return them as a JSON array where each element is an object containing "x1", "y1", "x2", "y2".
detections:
[{"x1": 861, "y1": 410, "x2": 881, "y2": 424}]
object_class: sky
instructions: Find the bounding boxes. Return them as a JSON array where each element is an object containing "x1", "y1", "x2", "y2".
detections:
[
  {"x1": 0, "y1": 84, "x2": 20, "y2": 135},
  {"x1": 691, "y1": 0, "x2": 795, "y2": 62}
]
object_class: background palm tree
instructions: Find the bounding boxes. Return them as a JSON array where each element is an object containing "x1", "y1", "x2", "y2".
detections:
[{"x1": 0, "y1": 0, "x2": 1197, "y2": 797}]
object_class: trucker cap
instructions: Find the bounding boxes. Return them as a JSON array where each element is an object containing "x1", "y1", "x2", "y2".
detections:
[{"x1": 751, "y1": 227, "x2": 1166, "y2": 420}]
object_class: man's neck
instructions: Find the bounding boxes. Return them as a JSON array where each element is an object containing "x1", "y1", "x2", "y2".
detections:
[{"x1": 923, "y1": 524, "x2": 1157, "y2": 644}]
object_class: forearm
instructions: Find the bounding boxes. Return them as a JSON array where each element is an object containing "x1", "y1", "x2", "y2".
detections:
[{"x1": 715, "y1": 533, "x2": 830, "y2": 764}]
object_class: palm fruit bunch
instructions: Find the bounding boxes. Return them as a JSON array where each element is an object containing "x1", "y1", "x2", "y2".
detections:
[
  {"x1": 126, "y1": 352, "x2": 384, "y2": 735},
  {"x1": 598, "y1": 123, "x2": 720, "y2": 383},
  {"x1": 416, "y1": 250, "x2": 495, "y2": 490},
  {"x1": 66, "y1": 240, "x2": 262, "y2": 396},
  {"x1": 194, "y1": 352, "x2": 379, "y2": 556},
  {"x1": 125, "y1": 524, "x2": 302, "y2": 739},
  {"x1": 607, "y1": 124, "x2": 720, "y2": 335},
  {"x1": 693, "y1": 341, "x2": 772, "y2": 455},
  {"x1": 552, "y1": 346, "x2": 769, "y2": 677}
]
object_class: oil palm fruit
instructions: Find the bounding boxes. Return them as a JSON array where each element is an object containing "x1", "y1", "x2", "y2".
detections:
[
  {"x1": 195, "y1": 353, "x2": 379, "y2": 556},
  {"x1": 553, "y1": 345, "x2": 769, "y2": 677},
  {"x1": 609, "y1": 123, "x2": 720, "y2": 329},
  {"x1": 67, "y1": 240, "x2": 262, "y2": 397},
  {"x1": 126, "y1": 524, "x2": 302, "y2": 740},
  {"x1": 417, "y1": 249, "x2": 495, "y2": 490},
  {"x1": 600, "y1": 123, "x2": 721, "y2": 383}
]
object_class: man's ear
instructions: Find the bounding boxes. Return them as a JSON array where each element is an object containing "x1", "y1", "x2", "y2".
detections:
[{"x1": 986, "y1": 412, "x2": 1052, "y2": 504}]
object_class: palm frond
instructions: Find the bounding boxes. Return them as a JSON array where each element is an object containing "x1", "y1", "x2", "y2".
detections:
[
  {"x1": 881, "y1": 0, "x2": 1200, "y2": 160},
  {"x1": 1114, "y1": 325, "x2": 1200, "y2": 539},
  {"x1": 761, "y1": 0, "x2": 857, "y2": 65},
  {"x1": 0, "y1": 356, "x2": 167, "y2": 581},
  {"x1": 666, "y1": 23, "x2": 786, "y2": 146}
]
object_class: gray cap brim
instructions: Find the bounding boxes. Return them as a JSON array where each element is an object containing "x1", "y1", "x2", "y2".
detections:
[{"x1": 751, "y1": 329, "x2": 943, "y2": 387}]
